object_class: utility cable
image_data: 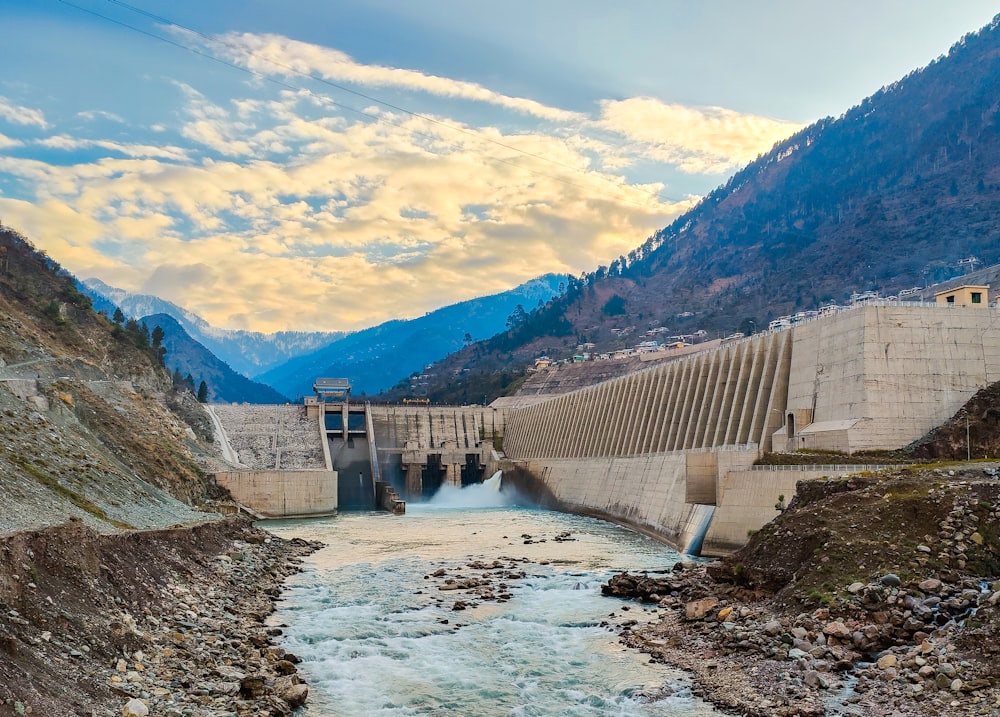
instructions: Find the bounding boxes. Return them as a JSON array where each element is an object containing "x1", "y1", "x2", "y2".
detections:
[{"x1": 55, "y1": 0, "x2": 677, "y2": 209}]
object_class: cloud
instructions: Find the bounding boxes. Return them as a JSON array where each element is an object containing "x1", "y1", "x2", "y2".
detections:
[
  {"x1": 0, "y1": 133, "x2": 20, "y2": 150},
  {"x1": 189, "y1": 30, "x2": 585, "y2": 123},
  {"x1": 0, "y1": 97, "x2": 48, "y2": 129},
  {"x1": 0, "y1": 97, "x2": 684, "y2": 331},
  {"x1": 0, "y1": 33, "x2": 803, "y2": 333},
  {"x1": 36, "y1": 135, "x2": 191, "y2": 161},
  {"x1": 77, "y1": 110, "x2": 126, "y2": 124},
  {"x1": 599, "y1": 97, "x2": 804, "y2": 174}
]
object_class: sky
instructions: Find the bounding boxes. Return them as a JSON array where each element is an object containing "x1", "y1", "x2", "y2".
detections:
[{"x1": 0, "y1": 1, "x2": 997, "y2": 332}]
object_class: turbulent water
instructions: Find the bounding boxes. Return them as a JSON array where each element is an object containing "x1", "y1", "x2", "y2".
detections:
[{"x1": 265, "y1": 481, "x2": 725, "y2": 717}]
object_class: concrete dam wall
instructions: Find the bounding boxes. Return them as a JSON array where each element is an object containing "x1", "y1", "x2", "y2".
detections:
[{"x1": 503, "y1": 304, "x2": 1000, "y2": 554}]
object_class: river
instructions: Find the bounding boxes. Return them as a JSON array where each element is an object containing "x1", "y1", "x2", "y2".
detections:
[{"x1": 265, "y1": 480, "x2": 725, "y2": 716}]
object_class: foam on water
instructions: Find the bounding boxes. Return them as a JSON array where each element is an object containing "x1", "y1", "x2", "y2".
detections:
[
  {"x1": 267, "y1": 498, "x2": 724, "y2": 717},
  {"x1": 422, "y1": 470, "x2": 510, "y2": 509}
]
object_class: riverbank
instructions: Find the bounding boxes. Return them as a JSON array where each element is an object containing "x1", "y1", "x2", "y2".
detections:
[
  {"x1": 605, "y1": 466, "x2": 1000, "y2": 716},
  {"x1": 0, "y1": 517, "x2": 320, "y2": 717}
]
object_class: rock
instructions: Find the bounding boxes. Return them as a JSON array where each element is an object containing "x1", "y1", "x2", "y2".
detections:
[
  {"x1": 275, "y1": 660, "x2": 298, "y2": 675},
  {"x1": 763, "y1": 619, "x2": 783, "y2": 636},
  {"x1": 880, "y1": 574, "x2": 901, "y2": 587},
  {"x1": 918, "y1": 578, "x2": 942, "y2": 593},
  {"x1": 684, "y1": 597, "x2": 718, "y2": 621},
  {"x1": 122, "y1": 699, "x2": 149, "y2": 717},
  {"x1": 916, "y1": 544, "x2": 932, "y2": 553},
  {"x1": 938, "y1": 663, "x2": 957, "y2": 678},
  {"x1": 823, "y1": 621, "x2": 851, "y2": 640},
  {"x1": 717, "y1": 606, "x2": 734, "y2": 622},
  {"x1": 215, "y1": 665, "x2": 247, "y2": 681},
  {"x1": 876, "y1": 654, "x2": 898, "y2": 670},
  {"x1": 239, "y1": 676, "x2": 266, "y2": 699},
  {"x1": 970, "y1": 532, "x2": 984, "y2": 545},
  {"x1": 847, "y1": 582, "x2": 865, "y2": 594},
  {"x1": 283, "y1": 683, "x2": 309, "y2": 708}
]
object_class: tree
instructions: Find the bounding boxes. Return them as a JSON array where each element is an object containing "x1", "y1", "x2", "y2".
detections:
[
  {"x1": 738, "y1": 317, "x2": 759, "y2": 335},
  {"x1": 463, "y1": 332, "x2": 473, "y2": 347},
  {"x1": 505, "y1": 304, "x2": 528, "y2": 330},
  {"x1": 151, "y1": 325, "x2": 164, "y2": 348},
  {"x1": 197, "y1": 381, "x2": 208, "y2": 403},
  {"x1": 112, "y1": 307, "x2": 125, "y2": 324},
  {"x1": 602, "y1": 295, "x2": 627, "y2": 316}
]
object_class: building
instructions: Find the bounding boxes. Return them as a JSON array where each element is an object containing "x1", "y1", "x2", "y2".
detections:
[
  {"x1": 934, "y1": 284, "x2": 990, "y2": 307},
  {"x1": 313, "y1": 377, "x2": 351, "y2": 403}
]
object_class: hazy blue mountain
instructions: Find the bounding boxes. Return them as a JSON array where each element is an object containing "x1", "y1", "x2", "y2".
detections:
[
  {"x1": 259, "y1": 274, "x2": 568, "y2": 398},
  {"x1": 81, "y1": 278, "x2": 342, "y2": 376},
  {"x1": 144, "y1": 313, "x2": 289, "y2": 404}
]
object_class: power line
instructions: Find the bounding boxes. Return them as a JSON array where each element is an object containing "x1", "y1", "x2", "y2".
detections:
[{"x1": 55, "y1": 0, "x2": 678, "y2": 209}]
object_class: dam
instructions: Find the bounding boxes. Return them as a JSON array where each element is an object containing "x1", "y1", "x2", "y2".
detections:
[{"x1": 209, "y1": 301, "x2": 1000, "y2": 556}]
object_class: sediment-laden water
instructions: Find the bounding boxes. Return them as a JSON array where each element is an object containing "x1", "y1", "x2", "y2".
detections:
[{"x1": 266, "y1": 482, "x2": 725, "y2": 716}]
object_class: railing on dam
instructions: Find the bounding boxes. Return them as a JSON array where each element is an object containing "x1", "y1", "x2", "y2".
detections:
[{"x1": 749, "y1": 464, "x2": 906, "y2": 472}]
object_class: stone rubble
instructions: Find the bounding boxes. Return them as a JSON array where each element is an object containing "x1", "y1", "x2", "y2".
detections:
[
  {"x1": 602, "y1": 477, "x2": 1000, "y2": 717},
  {"x1": 0, "y1": 518, "x2": 321, "y2": 717}
]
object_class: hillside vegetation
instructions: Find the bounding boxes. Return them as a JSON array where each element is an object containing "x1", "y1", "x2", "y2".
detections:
[
  {"x1": 0, "y1": 226, "x2": 221, "y2": 532},
  {"x1": 409, "y1": 14, "x2": 1000, "y2": 403}
]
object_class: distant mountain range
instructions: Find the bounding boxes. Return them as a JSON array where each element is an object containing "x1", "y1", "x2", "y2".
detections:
[
  {"x1": 145, "y1": 313, "x2": 288, "y2": 404},
  {"x1": 83, "y1": 273, "x2": 567, "y2": 401},
  {"x1": 411, "y1": 14, "x2": 1000, "y2": 402},
  {"x1": 81, "y1": 278, "x2": 342, "y2": 377},
  {"x1": 258, "y1": 274, "x2": 567, "y2": 398}
]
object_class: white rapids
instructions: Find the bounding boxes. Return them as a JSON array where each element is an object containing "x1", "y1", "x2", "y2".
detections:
[{"x1": 265, "y1": 481, "x2": 725, "y2": 717}]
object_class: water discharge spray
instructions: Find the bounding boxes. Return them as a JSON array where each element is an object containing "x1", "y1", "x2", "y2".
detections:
[{"x1": 422, "y1": 470, "x2": 510, "y2": 509}]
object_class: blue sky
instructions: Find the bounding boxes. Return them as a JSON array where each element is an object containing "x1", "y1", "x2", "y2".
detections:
[{"x1": 1, "y1": 0, "x2": 997, "y2": 331}]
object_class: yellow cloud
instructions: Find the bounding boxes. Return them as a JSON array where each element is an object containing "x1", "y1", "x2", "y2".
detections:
[
  {"x1": 599, "y1": 97, "x2": 803, "y2": 174},
  {"x1": 0, "y1": 45, "x2": 803, "y2": 333}
]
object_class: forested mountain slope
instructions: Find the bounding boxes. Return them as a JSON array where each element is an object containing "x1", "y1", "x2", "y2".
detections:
[
  {"x1": 407, "y1": 14, "x2": 1000, "y2": 402},
  {"x1": 144, "y1": 313, "x2": 289, "y2": 404}
]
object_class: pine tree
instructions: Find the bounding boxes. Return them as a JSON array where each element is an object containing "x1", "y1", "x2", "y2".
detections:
[{"x1": 197, "y1": 381, "x2": 208, "y2": 403}]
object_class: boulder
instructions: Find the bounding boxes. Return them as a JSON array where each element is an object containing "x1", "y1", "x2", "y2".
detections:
[
  {"x1": 283, "y1": 683, "x2": 309, "y2": 708},
  {"x1": 684, "y1": 597, "x2": 719, "y2": 621},
  {"x1": 876, "y1": 654, "x2": 898, "y2": 670},
  {"x1": 122, "y1": 699, "x2": 149, "y2": 717},
  {"x1": 918, "y1": 578, "x2": 942, "y2": 593},
  {"x1": 823, "y1": 621, "x2": 851, "y2": 640}
]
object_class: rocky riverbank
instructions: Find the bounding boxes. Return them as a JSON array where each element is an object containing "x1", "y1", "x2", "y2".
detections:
[
  {"x1": 0, "y1": 517, "x2": 320, "y2": 717},
  {"x1": 604, "y1": 466, "x2": 1000, "y2": 716}
]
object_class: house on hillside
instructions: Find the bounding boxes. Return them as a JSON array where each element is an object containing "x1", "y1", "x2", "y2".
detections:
[{"x1": 934, "y1": 284, "x2": 990, "y2": 307}]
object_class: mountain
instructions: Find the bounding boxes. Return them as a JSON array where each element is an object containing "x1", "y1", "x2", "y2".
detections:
[
  {"x1": 258, "y1": 274, "x2": 567, "y2": 398},
  {"x1": 410, "y1": 14, "x2": 1000, "y2": 402},
  {"x1": 81, "y1": 278, "x2": 342, "y2": 377},
  {"x1": 0, "y1": 225, "x2": 218, "y2": 531},
  {"x1": 144, "y1": 313, "x2": 289, "y2": 404}
]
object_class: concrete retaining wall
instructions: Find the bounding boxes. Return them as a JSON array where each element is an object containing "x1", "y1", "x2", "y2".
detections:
[
  {"x1": 702, "y1": 465, "x2": 894, "y2": 556},
  {"x1": 519, "y1": 453, "x2": 701, "y2": 548},
  {"x1": 214, "y1": 470, "x2": 337, "y2": 517},
  {"x1": 784, "y1": 305, "x2": 1000, "y2": 452}
]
